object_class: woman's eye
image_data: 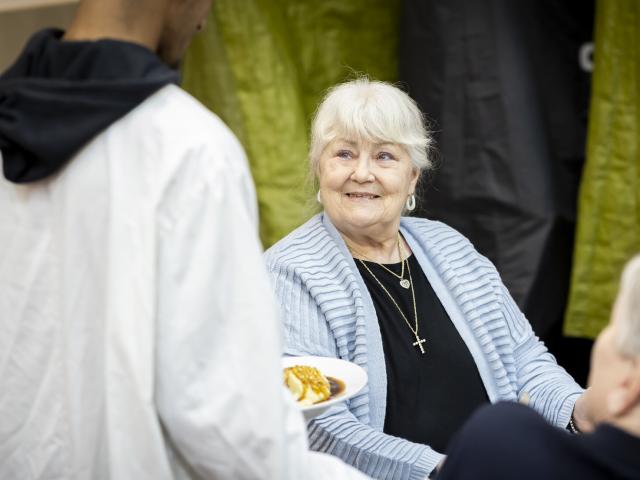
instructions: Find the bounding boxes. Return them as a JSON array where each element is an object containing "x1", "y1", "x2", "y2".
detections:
[
  {"x1": 377, "y1": 151, "x2": 395, "y2": 161},
  {"x1": 337, "y1": 150, "x2": 353, "y2": 159}
]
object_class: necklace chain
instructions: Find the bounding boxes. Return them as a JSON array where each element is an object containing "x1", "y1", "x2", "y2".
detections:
[
  {"x1": 348, "y1": 233, "x2": 410, "y2": 288},
  {"x1": 353, "y1": 235, "x2": 426, "y2": 354},
  {"x1": 376, "y1": 234, "x2": 406, "y2": 280}
]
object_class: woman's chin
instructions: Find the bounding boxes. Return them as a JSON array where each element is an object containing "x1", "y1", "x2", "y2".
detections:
[
  {"x1": 333, "y1": 214, "x2": 388, "y2": 234},
  {"x1": 324, "y1": 203, "x2": 400, "y2": 234}
]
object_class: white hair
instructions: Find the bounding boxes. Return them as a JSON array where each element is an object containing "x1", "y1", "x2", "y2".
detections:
[
  {"x1": 616, "y1": 254, "x2": 640, "y2": 356},
  {"x1": 309, "y1": 78, "x2": 432, "y2": 176}
]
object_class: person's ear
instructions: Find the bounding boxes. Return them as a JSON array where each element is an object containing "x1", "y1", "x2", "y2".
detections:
[
  {"x1": 607, "y1": 357, "x2": 640, "y2": 416},
  {"x1": 409, "y1": 166, "x2": 420, "y2": 190},
  {"x1": 627, "y1": 357, "x2": 640, "y2": 405}
]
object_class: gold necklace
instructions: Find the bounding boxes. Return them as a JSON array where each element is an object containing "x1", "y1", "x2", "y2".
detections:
[
  {"x1": 357, "y1": 255, "x2": 426, "y2": 354},
  {"x1": 349, "y1": 233, "x2": 411, "y2": 289}
]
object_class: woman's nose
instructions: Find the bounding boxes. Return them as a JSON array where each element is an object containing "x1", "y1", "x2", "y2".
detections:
[{"x1": 351, "y1": 156, "x2": 374, "y2": 182}]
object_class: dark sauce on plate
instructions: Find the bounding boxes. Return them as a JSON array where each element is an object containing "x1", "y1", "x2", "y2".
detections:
[{"x1": 328, "y1": 376, "x2": 345, "y2": 398}]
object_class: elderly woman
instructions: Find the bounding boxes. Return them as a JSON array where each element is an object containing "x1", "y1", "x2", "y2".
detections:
[{"x1": 265, "y1": 78, "x2": 588, "y2": 479}]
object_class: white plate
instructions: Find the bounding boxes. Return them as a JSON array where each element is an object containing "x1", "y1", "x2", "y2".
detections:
[{"x1": 282, "y1": 355, "x2": 368, "y2": 421}]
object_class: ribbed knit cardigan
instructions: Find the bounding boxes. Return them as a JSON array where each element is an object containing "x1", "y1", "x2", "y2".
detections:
[{"x1": 265, "y1": 213, "x2": 583, "y2": 480}]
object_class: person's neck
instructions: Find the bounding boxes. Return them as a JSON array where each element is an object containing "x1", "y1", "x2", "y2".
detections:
[
  {"x1": 63, "y1": 1, "x2": 165, "y2": 52},
  {"x1": 339, "y1": 224, "x2": 409, "y2": 264}
]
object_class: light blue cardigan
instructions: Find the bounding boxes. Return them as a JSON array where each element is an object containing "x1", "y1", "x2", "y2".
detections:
[{"x1": 265, "y1": 213, "x2": 583, "y2": 480}]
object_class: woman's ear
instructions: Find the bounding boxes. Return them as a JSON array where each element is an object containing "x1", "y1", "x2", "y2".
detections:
[
  {"x1": 410, "y1": 167, "x2": 420, "y2": 190},
  {"x1": 607, "y1": 358, "x2": 640, "y2": 417}
]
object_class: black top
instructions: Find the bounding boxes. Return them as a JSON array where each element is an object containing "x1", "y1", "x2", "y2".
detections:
[
  {"x1": 0, "y1": 28, "x2": 179, "y2": 183},
  {"x1": 356, "y1": 254, "x2": 488, "y2": 453},
  {"x1": 437, "y1": 402, "x2": 640, "y2": 480}
]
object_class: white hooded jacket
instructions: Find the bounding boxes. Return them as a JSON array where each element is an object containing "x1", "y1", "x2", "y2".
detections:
[{"x1": 0, "y1": 85, "x2": 367, "y2": 480}]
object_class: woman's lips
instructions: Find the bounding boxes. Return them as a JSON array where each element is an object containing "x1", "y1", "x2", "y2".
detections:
[{"x1": 345, "y1": 192, "x2": 381, "y2": 200}]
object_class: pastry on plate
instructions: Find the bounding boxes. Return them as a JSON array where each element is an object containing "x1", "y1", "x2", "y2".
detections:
[{"x1": 283, "y1": 365, "x2": 331, "y2": 406}]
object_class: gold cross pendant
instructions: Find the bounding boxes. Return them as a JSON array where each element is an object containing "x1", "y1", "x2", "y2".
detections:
[{"x1": 412, "y1": 336, "x2": 426, "y2": 354}]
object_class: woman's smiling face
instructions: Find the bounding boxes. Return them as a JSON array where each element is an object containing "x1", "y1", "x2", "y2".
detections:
[{"x1": 317, "y1": 137, "x2": 419, "y2": 238}]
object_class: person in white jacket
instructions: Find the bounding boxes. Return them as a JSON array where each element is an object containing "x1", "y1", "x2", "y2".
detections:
[{"x1": 0, "y1": 1, "x2": 367, "y2": 479}]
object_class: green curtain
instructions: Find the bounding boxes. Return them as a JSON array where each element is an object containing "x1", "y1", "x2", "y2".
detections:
[
  {"x1": 182, "y1": 0, "x2": 400, "y2": 247},
  {"x1": 564, "y1": 0, "x2": 640, "y2": 338}
]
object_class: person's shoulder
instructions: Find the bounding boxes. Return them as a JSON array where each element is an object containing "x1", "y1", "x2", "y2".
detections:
[
  {"x1": 264, "y1": 214, "x2": 326, "y2": 267},
  {"x1": 147, "y1": 86, "x2": 234, "y2": 135},
  {"x1": 466, "y1": 401, "x2": 549, "y2": 432},
  {"x1": 402, "y1": 216, "x2": 475, "y2": 249},
  {"x1": 114, "y1": 86, "x2": 257, "y2": 217},
  {"x1": 448, "y1": 402, "x2": 555, "y2": 462},
  {"x1": 438, "y1": 402, "x2": 563, "y2": 480},
  {"x1": 129, "y1": 85, "x2": 249, "y2": 176},
  {"x1": 140, "y1": 85, "x2": 213, "y2": 122},
  {"x1": 403, "y1": 216, "x2": 497, "y2": 274},
  {"x1": 115, "y1": 85, "x2": 245, "y2": 160}
]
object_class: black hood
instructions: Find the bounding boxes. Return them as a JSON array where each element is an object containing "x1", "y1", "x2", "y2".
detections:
[{"x1": 0, "y1": 29, "x2": 179, "y2": 183}]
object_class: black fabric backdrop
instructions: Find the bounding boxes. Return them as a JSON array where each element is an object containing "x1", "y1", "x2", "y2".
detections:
[{"x1": 399, "y1": 0, "x2": 594, "y2": 383}]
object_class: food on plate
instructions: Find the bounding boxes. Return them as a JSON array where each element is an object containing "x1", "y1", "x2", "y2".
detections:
[{"x1": 283, "y1": 365, "x2": 331, "y2": 405}]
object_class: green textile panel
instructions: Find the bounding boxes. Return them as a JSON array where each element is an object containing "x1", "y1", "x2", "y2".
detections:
[
  {"x1": 182, "y1": 0, "x2": 400, "y2": 247},
  {"x1": 564, "y1": 0, "x2": 640, "y2": 338}
]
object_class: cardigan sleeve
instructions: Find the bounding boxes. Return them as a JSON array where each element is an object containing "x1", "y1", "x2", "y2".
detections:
[
  {"x1": 496, "y1": 281, "x2": 583, "y2": 427},
  {"x1": 308, "y1": 405, "x2": 442, "y2": 480},
  {"x1": 407, "y1": 217, "x2": 583, "y2": 428},
  {"x1": 266, "y1": 259, "x2": 444, "y2": 480}
]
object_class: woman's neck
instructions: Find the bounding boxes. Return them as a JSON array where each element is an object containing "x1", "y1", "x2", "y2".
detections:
[{"x1": 338, "y1": 226, "x2": 412, "y2": 264}]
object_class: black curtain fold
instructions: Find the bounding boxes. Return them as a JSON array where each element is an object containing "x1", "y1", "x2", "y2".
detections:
[{"x1": 399, "y1": 0, "x2": 594, "y2": 383}]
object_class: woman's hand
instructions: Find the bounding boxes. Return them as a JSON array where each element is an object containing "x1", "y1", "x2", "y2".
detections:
[{"x1": 572, "y1": 388, "x2": 596, "y2": 433}]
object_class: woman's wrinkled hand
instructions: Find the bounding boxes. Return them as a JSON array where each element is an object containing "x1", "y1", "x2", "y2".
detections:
[{"x1": 572, "y1": 389, "x2": 596, "y2": 433}]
